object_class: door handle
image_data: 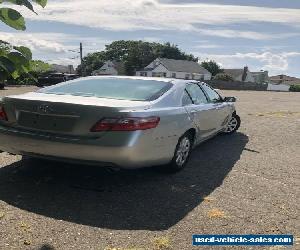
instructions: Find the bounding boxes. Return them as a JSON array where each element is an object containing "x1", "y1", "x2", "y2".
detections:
[{"x1": 213, "y1": 105, "x2": 222, "y2": 110}]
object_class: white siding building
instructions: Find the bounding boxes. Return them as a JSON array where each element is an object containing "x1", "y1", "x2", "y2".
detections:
[
  {"x1": 136, "y1": 58, "x2": 212, "y2": 80},
  {"x1": 92, "y1": 61, "x2": 125, "y2": 76},
  {"x1": 222, "y1": 67, "x2": 269, "y2": 84}
]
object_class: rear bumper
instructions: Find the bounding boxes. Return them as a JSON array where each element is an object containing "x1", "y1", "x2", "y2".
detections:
[{"x1": 0, "y1": 125, "x2": 176, "y2": 168}]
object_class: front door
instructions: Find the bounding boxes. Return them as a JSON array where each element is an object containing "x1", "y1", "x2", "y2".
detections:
[
  {"x1": 200, "y1": 83, "x2": 232, "y2": 131},
  {"x1": 184, "y1": 83, "x2": 219, "y2": 142}
]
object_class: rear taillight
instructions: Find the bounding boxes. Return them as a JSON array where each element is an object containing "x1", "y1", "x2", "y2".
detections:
[
  {"x1": 0, "y1": 105, "x2": 7, "y2": 121},
  {"x1": 91, "y1": 117, "x2": 160, "y2": 132}
]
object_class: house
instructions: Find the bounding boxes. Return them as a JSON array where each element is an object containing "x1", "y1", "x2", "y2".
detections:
[
  {"x1": 222, "y1": 67, "x2": 269, "y2": 83},
  {"x1": 250, "y1": 71, "x2": 269, "y2": 84},
  {"x1": 136, "y1": 58, "x2": 212, "y2": 80},
  {"x1": 269, "y1": 75, "x2": 300, "y2": 86},
  {"x1": 92, "y1": 60, "x2": 125, "y2": 76},
  {"x1": 51, "y1": 64, "x2": 75, "y2": 74},
  {"x1": 221, "y1": 67, "x2": 252, "y2": 82}
]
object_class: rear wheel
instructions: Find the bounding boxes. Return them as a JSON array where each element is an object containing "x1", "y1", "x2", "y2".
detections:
[
  {"x1": 224, "y1": 113, "x2": 241, "y2": 134},
  {"x1": 164, "y1": 132, "x2": 193, "y2": 173}
]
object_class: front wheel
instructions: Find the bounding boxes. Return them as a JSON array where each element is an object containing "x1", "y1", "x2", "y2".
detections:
[{"x1": 224, "y1": 113, "x2": 241, "y2": 134}]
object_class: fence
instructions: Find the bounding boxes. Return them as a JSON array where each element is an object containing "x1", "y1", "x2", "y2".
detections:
[
  {"x1": 204, "y1": 80, "x2": 268, "y2": 91},
  {"x1": 267, "y1": 83, "x2": 290, "y2": 92}
]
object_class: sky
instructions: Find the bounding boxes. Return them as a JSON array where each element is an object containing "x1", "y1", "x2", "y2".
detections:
[{"x1": 1, "y1": 0, "x2": 300, "y2": 77}]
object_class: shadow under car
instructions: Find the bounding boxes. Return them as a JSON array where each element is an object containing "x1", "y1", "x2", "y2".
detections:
[{"x1": 0, "y1": 132, "x2": 248, "y2": 231}]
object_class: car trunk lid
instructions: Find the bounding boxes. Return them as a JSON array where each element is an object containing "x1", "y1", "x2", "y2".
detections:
[{"x1": 2, "y1": 92, "x2": 151, "y2": 136}]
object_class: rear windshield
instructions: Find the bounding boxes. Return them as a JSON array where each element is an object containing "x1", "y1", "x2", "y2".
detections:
[{"x1": 38, "y1": 78, "x2": 173, "y2": 101}]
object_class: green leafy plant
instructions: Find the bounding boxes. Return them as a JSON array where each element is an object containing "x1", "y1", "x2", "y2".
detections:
[
  {"x1": 7, "y1": 60, "x2": 51, "y2": 85},
  {"x1": 214, "y1": 73, "x2": 234, "y2": 82},
  {"x1": 289, "y1": 84, "x2": 300, "y2": 92},
  {"x1": 0, "y1": 0, "x2": 47, "y2": 82},
  {"x1": 200, "y1": 60, "x2": 223, "y2": 76}
]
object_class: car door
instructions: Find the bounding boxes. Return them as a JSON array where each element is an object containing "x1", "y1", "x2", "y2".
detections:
[
  {"x1": 200, "y1": 83, "x2": 232, "y2": 131},
  {"x1": 183, "y1": 83, "x2": 219, "y2": 142}
]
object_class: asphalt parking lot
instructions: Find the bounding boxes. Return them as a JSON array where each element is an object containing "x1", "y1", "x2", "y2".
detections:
[{"x1": 0, "y1": 87, "x2": 299, "y2": 250}]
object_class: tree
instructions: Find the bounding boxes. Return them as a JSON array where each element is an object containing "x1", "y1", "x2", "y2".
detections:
[
  {"x1": 79, "y1": 40, "x2": 198, "y2": 76},
  {"x1": 0, "y1": 0, "x2": 47, "y2": 82},
  {"x1": 214, "y1": 73, "x2": 234, "y2": 82},
  {"x1": 77, "y1": 51, "x2": 107, "y2": 76},
  {"x1": 7, "y1": 60, "x2": 51, "y2": 85},
  {"x1": 29, "y1": 60, "x2": 51, "y2": 73},
  {"x1": 289, "y1": 84, "x2": 300, "y2": 92},
  {"x1": 200, "y1": 60, "x2": 223, "y2": 76}
]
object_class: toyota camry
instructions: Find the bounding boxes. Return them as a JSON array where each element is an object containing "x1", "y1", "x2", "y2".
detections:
[{"x1": 0, "y1": 76, "x2": 241, "y2": 172}]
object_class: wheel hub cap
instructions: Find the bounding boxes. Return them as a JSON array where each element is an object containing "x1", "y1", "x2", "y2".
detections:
[
  {"x1": 176, "y1": 137, "x2": 191, "y2": 166},
  {"x1": 226, "y1": 117, "x2": 238, "y2": 133}
]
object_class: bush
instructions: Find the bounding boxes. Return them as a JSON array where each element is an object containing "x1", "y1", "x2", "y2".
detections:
[
  {"x1": 214, "y1": 73, "x2": 234, "y2": 82},
  {"x1": 0, "y1": 82, "x2": 4, "y2": 90},
  {"x1": 289, "y1": 84, "x2": 300, "y2": 92}
]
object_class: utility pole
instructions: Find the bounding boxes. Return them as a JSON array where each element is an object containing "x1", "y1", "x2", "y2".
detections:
[
  {"x1": 79, "y1": 42, "x2": 83, "y2": 76},
  {"x1": 80, "y1": 42, "x2": 83, "y2": 66}
]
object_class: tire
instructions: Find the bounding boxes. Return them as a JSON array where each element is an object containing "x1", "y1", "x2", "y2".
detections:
[
  {"x1": 223, "y1": 113, "x2": 241, "y2": 134},
  {"x1": 164, "y1": 132, "x2": 193, "y2": 173}
]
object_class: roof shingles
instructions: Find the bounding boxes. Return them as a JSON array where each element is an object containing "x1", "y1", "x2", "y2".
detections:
[{"x1": 157, "y1": 58, "x2": 210, "y2": 75}]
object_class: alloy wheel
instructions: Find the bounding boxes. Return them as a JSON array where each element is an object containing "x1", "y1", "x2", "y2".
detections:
[
  {"x1": 225, "y1": 116, "x2": 238, "y2": 133},
  {"x1": 175, "y1": 137, "x2": 191, "y2": 166}
]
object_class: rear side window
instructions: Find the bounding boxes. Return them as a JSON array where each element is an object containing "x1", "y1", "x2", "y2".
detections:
[
  {"x1": 38, "y1": 78, "x2": 173, "y2": 101},
  {"x1": 182, "y1": 90, "x2": 193, "y2": 106},
  {"x1": 186, "y1": 84, "x2": 208, "y2": 105}
]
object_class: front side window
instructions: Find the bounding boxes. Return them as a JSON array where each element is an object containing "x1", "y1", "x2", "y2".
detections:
[
  {"x1": 201, "y1": 84, "x2": 222, "y2": 103},
  {"x1": 185, "y1": 84, "x2": 208, "y2": 105},
  {"x1": 38, "y1": 78, "x2": 173, "y2": 101}
]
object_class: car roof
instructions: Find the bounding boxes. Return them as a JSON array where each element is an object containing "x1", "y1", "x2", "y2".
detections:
[{"x1": 78, "y1": 75, "x2": 202, "y2": 86}]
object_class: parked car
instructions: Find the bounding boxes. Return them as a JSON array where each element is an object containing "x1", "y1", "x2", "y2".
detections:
[
  {"x1": 0, "y1": 76, "x2": 240, "y2": 172},
  {"x1": 37, "y1": 73, "x2": 79, "y2": 87}
]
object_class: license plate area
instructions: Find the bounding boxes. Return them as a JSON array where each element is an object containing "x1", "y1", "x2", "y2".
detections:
[{"x1": 18, "y1": 111, "x2": 77, "y2": 132}]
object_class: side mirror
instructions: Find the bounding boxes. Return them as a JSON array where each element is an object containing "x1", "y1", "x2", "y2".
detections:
[{"x1": 223, "y1": 97, "x2": 237, "y2": 102}]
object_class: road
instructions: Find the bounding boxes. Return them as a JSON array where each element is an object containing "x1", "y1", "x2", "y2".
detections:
[{"x1": 0, "y1": 87, "x2": 299, "y2": 250}]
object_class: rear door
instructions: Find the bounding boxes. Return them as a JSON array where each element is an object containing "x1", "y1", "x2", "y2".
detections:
[
  {"x1": 183, "y1": 83, "x2": 219, "y2": 141},
  {"x1": 200, "y1": 83, "x2": 231, "y2": 130}
]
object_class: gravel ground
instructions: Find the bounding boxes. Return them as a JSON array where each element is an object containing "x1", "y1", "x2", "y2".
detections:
[{"x1": 0, "y1": 87, "x2": 299, "y2": 250}]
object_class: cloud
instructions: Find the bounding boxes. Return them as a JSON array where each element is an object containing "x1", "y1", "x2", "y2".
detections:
[
  {"x1": 197, "y1": 29, "x2": 298, "y2": 40},
  {"x1": 196, "y1": 51, "x2": 300, "y2": 75},
  {"x1": 0, "y1": 32, "x2": 68, "y2": 53},
  {"x1": 7, "y1": 0, "x2": 300, "y2": 37},
  {"x1": 0, "y1": 32, "x2": 111, "y2": 65}
]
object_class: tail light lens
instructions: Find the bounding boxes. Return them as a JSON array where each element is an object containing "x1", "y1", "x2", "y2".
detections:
[
  {"x1": 0, "y1": 104, "x2": 7, "y2": 121},
  {"x1": 91, "y1": 117, "x2": 160, "y2": 132}
]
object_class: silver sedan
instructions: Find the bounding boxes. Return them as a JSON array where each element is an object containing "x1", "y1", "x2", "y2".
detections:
[{"x1": 0, "y1": 76, "x2": 241, "y2": 172}]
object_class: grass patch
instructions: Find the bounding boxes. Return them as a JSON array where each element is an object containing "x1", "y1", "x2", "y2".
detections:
[
  {"x1": 105, "y1": 247, "x2": 144, "y2": 250},
  {"x1": 253, "y1": 111, "x2": 300, "y2": 118},
  {"x1": 207, "y1": 208, "x2": 227, "y2": 219},
  {"x1": 203, "y1": 196, "x2": 215, "y2": 203},
  {"x1": 0, "y1": 211, "x2": 5, "y2": 219},
  {"x1": 24, "y1": 240, "x2": 32, "y2": 246},
  {"x1": 153, "y1": 236, "x2": 171, "y2": 250},
  {"x1": 19, "y1": 221, "x2": 32, "y2": 233}
]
